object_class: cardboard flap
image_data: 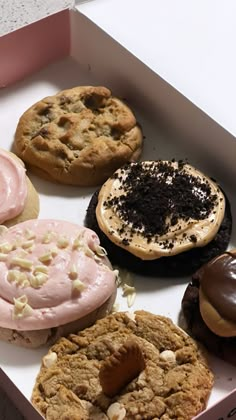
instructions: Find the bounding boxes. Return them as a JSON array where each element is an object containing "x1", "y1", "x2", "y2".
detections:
[{"x1": 0, "y1": 0, "x2": 74, "y2": 37}]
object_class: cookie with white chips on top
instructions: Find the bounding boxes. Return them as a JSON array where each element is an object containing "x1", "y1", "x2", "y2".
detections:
[
  {"x1": 0, "y1": 219, "x2": 117, "y2": 348},
  {"x1": 32, "y1": 311, "x2": 214, "y2": 420}
]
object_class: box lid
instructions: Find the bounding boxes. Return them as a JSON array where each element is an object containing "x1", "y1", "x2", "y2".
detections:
[
  {"x1": 77, "y1": 0, "x2": 236, "y2": 137},
  {"x1": 0, "y1": 0, "x2": 74, "y2": 36}
]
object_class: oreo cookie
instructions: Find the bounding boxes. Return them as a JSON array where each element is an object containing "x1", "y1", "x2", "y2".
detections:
[{"x1": 85, "y1": 161, "x2": 232, "y2": 277}]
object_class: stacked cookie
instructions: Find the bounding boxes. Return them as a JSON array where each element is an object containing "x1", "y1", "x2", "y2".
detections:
[
  {"x1": 182, "y1": 251, "x2": 236, "y2": 366},
  {"x1": 0, "y1": 220, "x2": 117, "y2": 348}
]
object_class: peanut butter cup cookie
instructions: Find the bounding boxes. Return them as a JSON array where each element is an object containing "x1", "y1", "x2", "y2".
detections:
[
  {"x1": 32, "y1": 311, "x2": 214, "y2": 419},
  {"x1": 85, "y1": 160, "x2": 232, "y2": 276},
  {"x1": 182, "y1": 250, "x2": 236, "y2": 365},
  {"x1": 14, "y1": 86, "x2": 143, "y2": 186}
]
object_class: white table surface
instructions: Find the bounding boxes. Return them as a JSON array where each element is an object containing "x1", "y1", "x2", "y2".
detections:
[{"x1": 77, "y1": 0, "x2": 236, "y2": 138}]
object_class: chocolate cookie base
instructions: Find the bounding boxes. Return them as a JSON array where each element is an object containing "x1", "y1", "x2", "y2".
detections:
[
  {"x1": 182, "y1": 279, "x2": 236, "y2": 366},
  {"x1": 85, "y1": 189, "x2": 232, "y2": 277}
]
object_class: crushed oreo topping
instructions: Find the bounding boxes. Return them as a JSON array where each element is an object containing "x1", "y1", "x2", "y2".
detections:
[{"x1": 104, "y1": 161, "x2": 219, "y2": 245}]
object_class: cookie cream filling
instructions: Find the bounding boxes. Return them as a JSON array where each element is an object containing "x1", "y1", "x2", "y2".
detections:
[
  {"x1": 0, "y1": 149, "x2": 27, "y2": 224},
  {"x1": 198, "y1": 251, "x2": 236, "y2": 337},
  {"x1": 96, "y1": 161, "x2": 225, "y2": 260},
  {"x1": 0, "y1": 220, "x2": 116, "y2": 331}
]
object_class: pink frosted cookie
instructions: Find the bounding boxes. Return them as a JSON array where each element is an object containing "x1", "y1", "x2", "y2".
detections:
[
  {"x1": 0, "y1": 148, "x2": 39, "y2": 227},
  {"x1": 0, "y1": 219, "x2": 117, "y2": 348}
]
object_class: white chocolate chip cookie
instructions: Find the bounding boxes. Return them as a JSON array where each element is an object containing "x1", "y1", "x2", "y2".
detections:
[{"x1": 32, "y1": 311, "x2": 214, "y2": 419}]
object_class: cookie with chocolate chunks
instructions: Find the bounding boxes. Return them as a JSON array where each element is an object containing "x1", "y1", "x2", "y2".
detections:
[
  {"x1": 182, "y1": 251, "x2": 236, "y2": 365},
  {"x1": 85, "y1": 160, "x2": 232, "y2": 277},
  {"x1": 14, "y1": 86, "x2": 143, "y2": 186}
]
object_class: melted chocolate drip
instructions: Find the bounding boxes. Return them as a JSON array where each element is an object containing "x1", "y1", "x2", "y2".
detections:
[{"x1": 198, "y1": 252, "x2": 236, "y2": 322}]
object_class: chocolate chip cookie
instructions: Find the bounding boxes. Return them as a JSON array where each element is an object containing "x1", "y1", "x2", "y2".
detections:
[
  {"x1": 32, "y1": 311, "x2": 214, "y2": 420},
  {"x1": 14, "y1": 86, "x2": 143, "y2": 186}
]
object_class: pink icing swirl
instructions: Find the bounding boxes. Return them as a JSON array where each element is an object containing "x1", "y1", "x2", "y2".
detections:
[
  {"x1": 0, "y1": 219, "x2": 117, "y2": 331},
  {"x1": 0, "y1": 149, "x2": 27, "y2": 223}
]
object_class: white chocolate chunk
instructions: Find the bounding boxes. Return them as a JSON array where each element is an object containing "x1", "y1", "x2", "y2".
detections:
[
  {"x1": 43, "y1": 352, "x2": 58, "y2": 368},
  {"x1": 159, "y1": 350, "x2": 176, "y2": 363},
  {"x1": 107, "y1": 403, "x2": 126, "y2": 420},
  {"x1": 95, "y1": 245, "x2": 107, "y2": 257},
  {"x1": 38, "y1": 252, "x2": 52, "y2": 263},
  {"x1": 18, "y1": 249, "x2": 28, "y2": 257},
  {"x1": 57, "y1": 235, "x2": 69, "y2": 248},
  {"x1": 7, "y1": 270, "x2": 28, "y2": 286},
  {"x1": 10, "y1": 257, "x2": 33, "y2": 269},
  {"x1": 22, "y1": 279, "x2": 30, "y2": 287},
  {"x1": 69, "y1": 265, "x2": 78, "y2": 280},
  {"x1": 127, "y1": 292, "x2": 136, "y2": 308},
  {"x1": 125, "y1": 311, "x2": 136, "y2": 322},
  {"x1": 122, "y1": 283, "x2": 136, "y2": 295},
  {"x1": 42, "y1": 231, "x2": 54, "y2": 244},
  {"x1": 29, "y1": 272, "x2": 48, "y2": 288},
  {"x1": 14, "y1": 294, "x2": 28, "y2": 309},
  {"x1": 122, "y1": 283, "x2": 136, "y2": 308},
  {"x1": 35, "y1": 272, "x2": 48, "y2": 283},
  {"x1": 72, "y1": 279, "x2": 86, "y2": 292},
  {"x1": 13, "y1": 295, "x2": 33, "y2": 319},
  {"x1": 24, "y1": 229, "x2": 36, "y2": 240},
  {"x1": 51, "y1": 247, "x2": 58, "y2": 257},
  {"x1": 17, "y1": 303, "x2": 32, "y2": 318},
  {"x1": 34, "y1": 265, "x2": 48, "y2": 274},
  {"x1": 22, "y1": 239, "x2": 35, "y2": 249},
  {"x1": 0, "y1": 242, "x2": 13, "y2": 253},
  {"x1": 72, "y1": 237, "x2": 81, "y2": 250}
]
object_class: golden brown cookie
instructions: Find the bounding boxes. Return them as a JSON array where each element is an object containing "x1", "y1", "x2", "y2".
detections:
[
  {"x1": 14, "y1": 86, "x2": 143, "y2": 186},
  {"x1": 32, "y1": 311, "x2": 214, "y2": 420}
]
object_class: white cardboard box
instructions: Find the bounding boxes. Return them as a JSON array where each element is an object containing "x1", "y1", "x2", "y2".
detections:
[
  {"x1": 0, "y1": 6, "x2": 235, "y2": 419},
  {"x1": 77, "y1": 0, "x2": 236, "y2": 138}
]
